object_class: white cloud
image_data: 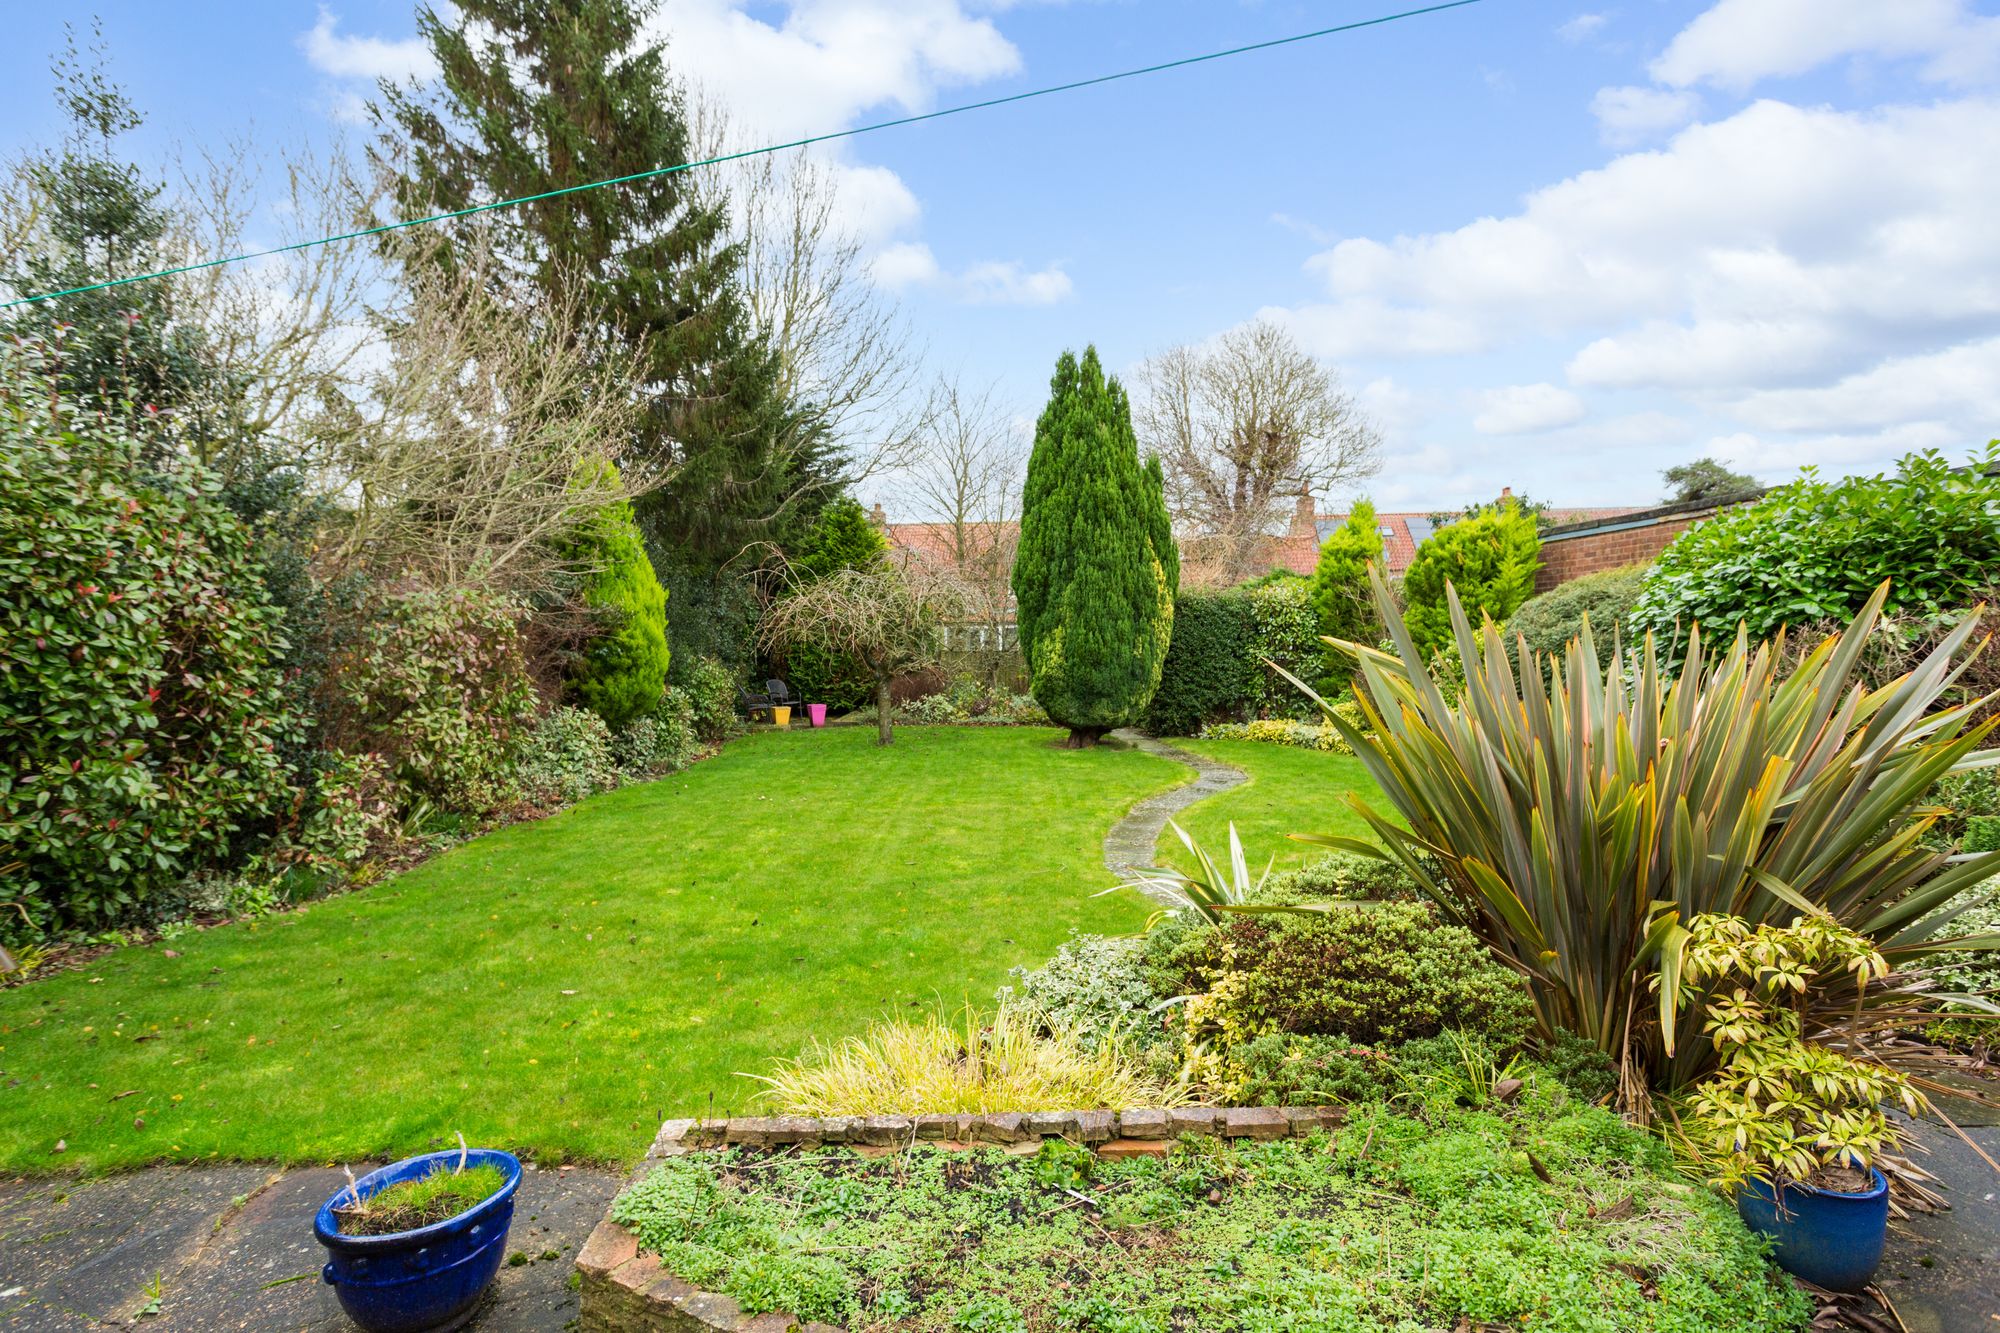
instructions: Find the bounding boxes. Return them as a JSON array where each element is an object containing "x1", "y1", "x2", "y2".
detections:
[
  {"x1": 1557, "y1": 13, "x2": 1608, "y2": 44},
  {"x1": 869, "y1": 242, "x2": 942, "y2": 288},
  {"x1": 1590, "y1": 85, "x2": 1702, "y2": 146},
  {"x1": 1276, "y1": 98, "x2": 2000, "y2": 384},
  {"x1": 299, "y1": 7, "x2": 436, "y2": 83},
  {"x1": 824, "y1": 161, "x2": 924, "y2": 246},
  {"x1": 870, "y1": 245, "x2": 1071, "y2": 305},
  {"x1": 1472, "y1": 383, "x2": 1587, "y2": 435},
  {"x1": 1724, "y1": 336, "x2": 2000, "y2": 433},
  {"x1": 1705, "y1": 420, "x2": 1969, "y2": 475},
  {"x1": 957, "y1": 260, "x2": 1072, "y2": 305},
  {"x1": 648, "y1": 0, "x2": 1020, "y2": 144},
  {"x1": 1650, "y1": 0, "x2": 2000, "y2": 91}
]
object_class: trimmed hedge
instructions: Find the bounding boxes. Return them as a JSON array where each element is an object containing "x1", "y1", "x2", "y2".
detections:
[
  {"x1": 1143, "y1": 589, "x2": 1256, "y2": 736},
  {"x1": 1506, "y1": 563, "x2": 1648, "y2": 671},
  {"x1": 1246, "y1": 575, "x2": 1323, "y2": 720}
]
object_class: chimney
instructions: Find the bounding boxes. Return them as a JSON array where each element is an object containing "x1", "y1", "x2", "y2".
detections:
[
  {"x1": 1499, "y1": 486, "x2": 1514, "y2": 504},
  {"x1": 1290, "y1": 492, "x2": 1316, "y2": 539},
  {"x1": 869, "y1": 502, "x2": 887, "y2": 526}
]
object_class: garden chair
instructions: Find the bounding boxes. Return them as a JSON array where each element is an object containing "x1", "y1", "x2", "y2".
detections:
[
  {"x1": 739, "y1": 687, "x2": 773, "y2": 722},
  {"x1": 766, "y1": 679, "x2": 798, "y2": 709}
]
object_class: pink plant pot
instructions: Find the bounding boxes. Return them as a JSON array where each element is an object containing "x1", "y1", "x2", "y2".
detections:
[{"x1": 807, "y1": 703, "x2": 827, "y2": 728}]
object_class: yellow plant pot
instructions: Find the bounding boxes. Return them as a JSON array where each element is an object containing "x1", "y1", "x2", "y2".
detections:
[{"x1": 771, "y1": 705, "x2": 792, "y2": 728}]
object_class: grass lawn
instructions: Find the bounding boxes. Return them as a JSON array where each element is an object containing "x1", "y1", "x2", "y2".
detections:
[
  {"x1": 0, "y1": 727, "x2": 1183, "y2": 1174},
  {"x1": 1159, "y1": 739, "x2": 1390, "y2": 875}
]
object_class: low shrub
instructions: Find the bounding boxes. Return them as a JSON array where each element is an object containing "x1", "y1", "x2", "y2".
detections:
[
  {"x1": 1154, "y1": 901, "x2": 1535, "y2": 1054},
  {"x1": 1505, "y1": 563, "x2": 1647, "y2": 671},
  {"x1": 1226, "y1": 1032, "x2": 1402, "y2": 1106},
  {"x1": 1264, "y1": 851, "x2": 1419, "y2": 902},
  {"x1": 749, "y1": 1003, "x2": 1188, "y2": 1116},
  {"x1": 509, "y1": 706, "x2": 621, "y2": 808},
  {"x1": 1926, "y1": 879, "x2": 2000, "y2": 1002},
  {"x1": 1143, "y1": 589, "x2": 1256, "y2": 736},
  {"x1": 326, "y1": 587, "x2": 538, "y2": 815},
  {"x1": 669, "y1": 653, "x2": 740, "y2": 744},
  {"x1": 1198, "y1": 699, "x2": 1366, "y2": 752},
  {"x1": 1535, "y1": 1029, "x2": 1620, "y2": 1104},
  {"x1": 615, "y1": 687, "x2": 700, "y2": 775},
  {"x1": 1632, "y1": 445, "x2": 2000, "y2": 651},
  {"x1": 292, "y1": 752, "x2": 401, "y2": 869},
  {"x1": 998, "y1": 932, "x2": 1176, "y2": 1054}
]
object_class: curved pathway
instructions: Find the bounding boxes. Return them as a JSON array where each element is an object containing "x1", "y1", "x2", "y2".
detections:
[{"x1": 1101, "y1": 730, "x2": 1249, "y2": 901}]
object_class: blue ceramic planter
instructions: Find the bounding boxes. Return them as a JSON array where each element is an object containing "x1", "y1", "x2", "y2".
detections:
[
  {"x1": 315, "y1": 1149, "x2": 521, "y2": 1332},
  {"x1": 1736, "y1": 1168, "x2": 1888, "y2": 1293}
]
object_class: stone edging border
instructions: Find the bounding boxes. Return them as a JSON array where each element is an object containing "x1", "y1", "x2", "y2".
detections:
[{"x1": 576, "y1": 1105, "x2": 1346, "y2": 1331}]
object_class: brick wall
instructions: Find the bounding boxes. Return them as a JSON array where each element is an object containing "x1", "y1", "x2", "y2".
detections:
[{"x1": 1534, "y1": 493, "x2": 1760, "y2": 593}]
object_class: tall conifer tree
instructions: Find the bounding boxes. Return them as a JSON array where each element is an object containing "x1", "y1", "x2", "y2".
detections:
[
  {"x1": 1311, "y1": 498, "x2": 1384, "y2": 680},
  {"x1": 372, "y1": 0, "x2": 835, "y2": 576},
  {"x1": 1013, "y1": 347, "x2": 1177, "y2": 747}
]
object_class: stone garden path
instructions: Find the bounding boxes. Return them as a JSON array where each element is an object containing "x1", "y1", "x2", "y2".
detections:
[{"x1": 1100, "y1": 730, "x2": 1248, "y2": 898}]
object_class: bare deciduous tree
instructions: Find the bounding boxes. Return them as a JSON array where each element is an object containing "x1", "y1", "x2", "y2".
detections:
[
  {"x1": 308, "y1": 246, "x2": 652, "y2": 599},
  {"x1": 757, "y1": 556, "x2": 967, "y2": 746},
  {"x1": 164, "y1": 137, "x2": 388, "y2": 455},
  {"x1": 898, "y1": 376, "x2": 1024, "y2": 678},
  {"x1": 692, "y1": 95, "x2": 928, "y2": 490},
  {"x1": 1134, "y1": 318, "x2": 1381, "y2": 584}
]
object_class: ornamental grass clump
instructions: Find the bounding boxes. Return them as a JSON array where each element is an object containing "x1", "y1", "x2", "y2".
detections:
[
  {"x1": 1300, "y1": 570, "x2": 2000, "y2": 1110},
  {"x1": 335, "y1": 1161, "x2": 507, "y2": 1237},
  {"x1": 747, "y1": 1002, "x2": 1188, "y2": 1116}
]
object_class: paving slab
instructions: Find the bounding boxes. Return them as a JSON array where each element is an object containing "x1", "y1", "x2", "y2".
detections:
[
  {"x1": 1874, "y1": 1124, "x2": 2000, "y2": 1333},
  {"x1": 0, "y1": 1163, "x2": 620, "y2": 1332},
  {"x1": 1101, "y1": 731, "x2": 1247, "y2": 895}
]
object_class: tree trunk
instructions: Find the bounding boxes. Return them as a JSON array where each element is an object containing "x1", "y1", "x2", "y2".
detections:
[
  {"x1": 1064, "y1": 726, "x2": 1105, "y2": 749},
  {"x1": 876, "y1": 678, "x2": 894, "y2": 746}
]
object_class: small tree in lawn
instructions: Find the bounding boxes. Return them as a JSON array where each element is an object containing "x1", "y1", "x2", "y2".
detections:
[
  {"x1": 1401, "y1": 502, "x2": 1540, "y2": 661},
  {"x1": 757, "y1": 558, "x2": 965, "y2": 745},
  {"x1": 1311, "y1": 499, "x2": 1383, "y2": 684},
  {"x1": 1013, "y1": 347, "x2": 1178, "y2": 747}
]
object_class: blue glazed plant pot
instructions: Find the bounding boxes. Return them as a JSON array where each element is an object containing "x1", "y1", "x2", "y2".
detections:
[
  {"x1": 315, "y1": 1149, "x2": 521, "y2": 1333},
  {"x1": 1736, "y1": 1168, "x2": 1888, "y2": 1293}
]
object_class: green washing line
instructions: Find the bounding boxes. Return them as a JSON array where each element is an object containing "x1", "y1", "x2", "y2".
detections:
[{"x1": 0, "y1": 0, "x2": 1484, "y2": 309}]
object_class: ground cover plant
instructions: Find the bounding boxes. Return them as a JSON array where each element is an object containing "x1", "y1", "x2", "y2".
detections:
[
  {"x1": 0, "y1": 727, "x2": 1182, "y2": 1172},
  {"x1": 611, "y1": 1090, "x2": 1811, "y2": 1332}
]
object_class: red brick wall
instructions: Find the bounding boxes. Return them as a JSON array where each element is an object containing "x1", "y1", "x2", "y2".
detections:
[{"x1": 1534, "y1": 512, "x2": 1710, "y2": 593}]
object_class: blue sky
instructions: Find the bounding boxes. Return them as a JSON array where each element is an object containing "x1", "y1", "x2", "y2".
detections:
[{"x1": 6, "y1": 1, "x2": 1999, "y2": 514}]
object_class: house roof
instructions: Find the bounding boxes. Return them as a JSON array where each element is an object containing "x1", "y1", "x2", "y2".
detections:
[{"x1": 875, "y1": 499, "x2": 1646, "y2": 588}]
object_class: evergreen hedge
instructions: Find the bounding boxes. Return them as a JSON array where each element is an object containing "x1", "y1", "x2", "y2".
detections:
[{"x1": 1144, "y1": 590, "x2": 1257, "y2": 736}]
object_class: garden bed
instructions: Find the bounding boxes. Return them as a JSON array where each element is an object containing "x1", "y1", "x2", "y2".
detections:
[{"x1": 577, "y1": 1104, "x2": 1810, "y2": 1332}]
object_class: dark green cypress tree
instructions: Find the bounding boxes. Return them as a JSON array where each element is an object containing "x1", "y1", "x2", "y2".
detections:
[
  {"x1": 372, "y1": 0, "x2": 836, "y2": 579},
  {"x1": 1013, "y1": 347, "x2": 1178, "y2": 747}
]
